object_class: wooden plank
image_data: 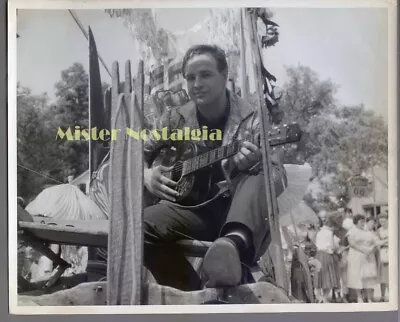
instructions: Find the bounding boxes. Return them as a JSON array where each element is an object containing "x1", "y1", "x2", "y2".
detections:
[
  {"x1": 124, "y1": 61, "x2": 132, "y2": 94},
  {"x1": 18, "y1": 273, "x2": 88, "y2": 295},
  {"x1": 111, "y1": 61, "x2": 120, "y2": 120},
  {"x1": 245, "y1": 9, "x2": 288, "y2": 292},
  {"x1": 239, "y1": 8, "x2": 248, "y2": 100},
  {"x1": 127, "y1": 60, "x2": 144, "y2": 305},
  {"x1": 19, "y1": 282, "x2": 108, "y2": 306},
  {"x1": 103, "y1": 87, "x2": 112, "y2": 133},
  {"x1": 20, "y1": 219, "x2": 211, "y2": 257},
  {"x1": 108, "y1": 86, "x2": 128, "y2": 304},
  {"x1": 124, "y1": 60, "x2": 132, "y2": 121},
  {"x1": 107, "y1": 60, "x2": 144, "y2": 305},
  {"x1": 19, "y1": 221, "x2": 108, "y2": 247},
  {"x1": 134, "y1": 61, "x2": 144, "y2": 118},
  {"x1": 18, "y1": 281, "x2": 291, "y2": 306}
]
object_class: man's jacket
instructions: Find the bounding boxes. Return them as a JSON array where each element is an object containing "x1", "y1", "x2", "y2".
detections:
[{"x1": 144, "y1": 89, "x2": 287, "y2": 198}]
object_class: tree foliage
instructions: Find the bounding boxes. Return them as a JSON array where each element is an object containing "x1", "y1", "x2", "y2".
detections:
[
  {"x1": 279, "y1": 65, "x2": 388, "y2": 212},
  {"x1": 17, "y1": 85, "x2": 64, "y2": 201},
  {"x1": 51, "y1": 62, "x2": 89, "y2": 178},
  {"x1": 280, "y1": 65, "x2": 338, "y2": 129},
  {"x1": 17, "y1": 63, "x2": 90, "y2": 201}
]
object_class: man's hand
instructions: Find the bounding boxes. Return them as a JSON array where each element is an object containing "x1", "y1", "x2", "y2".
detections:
[
  {"x1": 144, "y1": 165, "x2": 180, "y2": 202},
  {"x1": 232, "y1": 141, "x2": 262, "y2": 171}
]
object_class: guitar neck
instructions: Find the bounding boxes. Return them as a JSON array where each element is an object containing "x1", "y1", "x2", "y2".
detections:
[
  {"x1": 181, "y1": 122, "x2": 301, "y2": 176},
  {"x1": 182, "y1": 135, "x2": 254, "y2": 176}
]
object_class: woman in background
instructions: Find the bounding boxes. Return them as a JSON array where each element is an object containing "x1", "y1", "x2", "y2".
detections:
[
  {"x1": 342, "y1": 208, "x2": 354, "y2": 231},
  {"x1": 338, "y1": 208, "x2": 354, "y2": 302},
  {"x1": 362, "y1": 217, "x2": 380, "y2": 302},
  {"x1": 314, "y1": 217, "x2": 340, "y2": 302},
  {"x1": 377, "y1": 213, "x2": 389, "y2": 301},
  {"x1": 347, "y1": 215, "x2": 385, "y2": 302}
]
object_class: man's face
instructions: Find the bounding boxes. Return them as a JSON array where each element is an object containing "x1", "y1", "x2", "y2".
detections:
[{"x1": 184, "y1": 53, "x2": 227, "y2": 108}]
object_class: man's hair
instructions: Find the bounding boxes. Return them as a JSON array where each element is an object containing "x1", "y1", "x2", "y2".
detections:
[
  {"x1": 344, "y1": 208, "x2": 353, "y2": 214},
  {"x1": 353, "y1": 214, "x2": 365, "y2": 225},
  {"x1": 181, "y1": 44, "x2": 228, "y2": 78}
]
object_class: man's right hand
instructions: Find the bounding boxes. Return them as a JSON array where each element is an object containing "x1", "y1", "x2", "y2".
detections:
[{"x1": 144, "y1": 165, "x2": 180, "y2": 202}]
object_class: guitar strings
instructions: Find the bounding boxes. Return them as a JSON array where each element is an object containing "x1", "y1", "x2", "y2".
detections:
[
  {"x1": 167, "y1": 133, "x2": 261, "y2": 175},
  {"x1": 165, "y1": 124, "x2": 294, "y2": 175}
]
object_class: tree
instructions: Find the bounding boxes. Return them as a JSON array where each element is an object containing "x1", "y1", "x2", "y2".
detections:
[
  {"x1": 17, "y1": 85, "x2": 65, "y2": 200},
  {"x1": 279, "y1": 65, "x2": 388, "y2": 212},
  {"x1": 17, "y1": 63, "x2": 92, "y2": 200},
  {"x1": 280, "y1": 64, "x2": 337, "y2": 129},
  {"x1": 304, "y1": 104, "x2": 388, "y2": 211},
  {"x1": 51, "y1": 63, "x2": 89, "y2": 177}
]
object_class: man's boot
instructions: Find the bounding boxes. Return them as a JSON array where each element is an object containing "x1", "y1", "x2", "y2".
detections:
[{"x1": 201, "y1": 237, "x2": 242, "y2": 288}]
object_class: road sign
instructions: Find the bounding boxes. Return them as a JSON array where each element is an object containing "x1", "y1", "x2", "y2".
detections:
[
  {"x1": 349, "y1": 185, "x2": 368, "y2": 198},
  {"x1": 349, "y1": 176, "x2": 370, "y2": 198}
]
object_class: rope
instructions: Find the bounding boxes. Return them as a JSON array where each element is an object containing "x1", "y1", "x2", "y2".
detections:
[
  {"x1": 17, "y1": 164, "x2": 64, "y2": 184},
  {"x1": 67, "y1": 9, "x2": 112, "y2": 78}
]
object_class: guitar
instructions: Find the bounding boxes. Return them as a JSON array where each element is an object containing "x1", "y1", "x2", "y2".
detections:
[{"x1": 148, "y1": 122, "x2": 302, "y2": 205}]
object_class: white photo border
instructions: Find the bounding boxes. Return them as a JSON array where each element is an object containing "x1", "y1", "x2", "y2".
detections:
[{"x1": 8, "y1": 0, "x2": 398, "y2": 314}]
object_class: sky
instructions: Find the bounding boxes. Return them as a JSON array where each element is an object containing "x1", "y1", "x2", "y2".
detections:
[{"x1": 16, "y1": 7, "x2": 388, "y2": 120}]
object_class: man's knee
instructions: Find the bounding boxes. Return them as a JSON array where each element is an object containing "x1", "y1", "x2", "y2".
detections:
[
  {"x1": 243, "y1": 165, "x2": 286, "y2": 198},
  {"x1": 143, "y1": 204, "x2": 170, "y2": 242}
]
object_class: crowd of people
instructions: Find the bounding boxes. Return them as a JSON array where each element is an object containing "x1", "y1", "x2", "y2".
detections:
[{"x1": 288, "y1": 208, "x2": 389, "y2": 303}]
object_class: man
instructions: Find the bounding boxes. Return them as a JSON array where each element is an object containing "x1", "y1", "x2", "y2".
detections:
[{"x1": 143, "y1": 44, "x2": 287, "y2": 291}]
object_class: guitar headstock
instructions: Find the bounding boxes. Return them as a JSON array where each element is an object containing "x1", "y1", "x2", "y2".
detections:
[{"x1": 267, "y1": 122, "x2": 302, "y2": 147}]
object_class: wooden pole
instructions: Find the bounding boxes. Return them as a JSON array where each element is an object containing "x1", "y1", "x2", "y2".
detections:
[
  {"x1": 244, "y1": 9, "x2": 288, "y2": 292},
  {"x1": 239, "y1": 9, "x2": 248, "y2": 101}
]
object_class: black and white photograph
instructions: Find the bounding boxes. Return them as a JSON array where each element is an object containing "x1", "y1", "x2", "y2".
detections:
[{"x1": 8, "y1": 0, "x2": 397, "y2": 314}]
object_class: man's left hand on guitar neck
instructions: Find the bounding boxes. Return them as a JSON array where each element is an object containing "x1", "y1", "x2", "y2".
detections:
[{"x1": 231, "y1": 141, "x2": 262, "y2": 172}]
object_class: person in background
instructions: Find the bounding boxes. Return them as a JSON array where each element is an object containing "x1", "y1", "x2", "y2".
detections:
[
  {"x1": 342, "y1": 208, "x2": 354, "y2": 231},
  {"x1": 314, "y1": 216, "x2": 341, "y2": 303},
  {"x1": 337, "y1": 207, "x2": 353, "y2": 302},
  {"x1": 362, "y1": 217, "x2": 380, "y2": 302},
  {"x1": 377, "y1": 213, "x2": 389, "y2": 301},
  {"x1": 290, "y1": 224, "x2": 318, "y2": 303},
  {"x1": 307, "y1": 224, "x2": 319, "y2": 244},
  {"x1": 318, "y1": 210, "x2": 327, "y2": 228},
  {"x1": 347, "y1": 215, "x2": 386, "y2": 302}
]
